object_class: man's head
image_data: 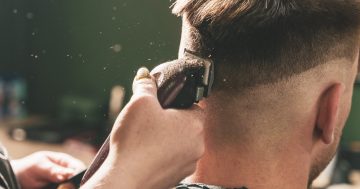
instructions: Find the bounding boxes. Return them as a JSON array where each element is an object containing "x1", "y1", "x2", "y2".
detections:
[
  {"x1": 174, "y1": 0, "x2": 360, "y2": 91},
  {"x1": 172, "y1": 0, "x2": 360, "y2": 186}
]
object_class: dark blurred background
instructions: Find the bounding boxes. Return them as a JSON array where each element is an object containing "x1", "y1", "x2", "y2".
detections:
[
  {"x1": 0, "y1": 0, "x2": 359, "y2": 187},
  {"x1": 0, "y1": 0, "x2": 183, "y2": 147},
  {"x1": 0, "y1": 0, "x2": 180, "y2": 117}
]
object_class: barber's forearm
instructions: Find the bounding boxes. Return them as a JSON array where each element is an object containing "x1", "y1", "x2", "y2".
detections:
[
  {"x1": 80, "y1": 169, "x2": 137, "y2": 189},
  {"x1": 80, "y1": 156, "x2": 138, "y2": 189}
]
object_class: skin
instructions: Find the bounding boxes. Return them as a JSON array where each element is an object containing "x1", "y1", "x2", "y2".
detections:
[
  {"x1": 179, "y1": 20, "x2": 360, "y2": 189},
  {"x1": 11, "y1": 151, "x2": 85, "y2": 189},
  {"x1": 10, "y1": 68, "x2": 206, "y2": 189},
  {"x1": 4, "y1": 10, "x2": 199, "y2": 189},
  {"x1": 81, "y1": 69, "x2": 205, "y2": 189},
  {"x1": 10, "y1": 19, "x2": 358, "y2": 189}
]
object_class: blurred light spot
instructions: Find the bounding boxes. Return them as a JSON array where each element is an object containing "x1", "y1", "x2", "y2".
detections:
[
  {"x1": 26, "y1": 12, "x2": 34, "y2": 20},
  {"x1": 12, "y1": 129, "x2": 26, "y2": 141},
  {"x1": 110, "y1": 44, "x2": 122, "y2": 53}
]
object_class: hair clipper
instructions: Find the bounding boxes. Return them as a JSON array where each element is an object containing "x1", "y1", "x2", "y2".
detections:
[{"x1": 79, "y1": 50, "x2": 214, "y2": 186}]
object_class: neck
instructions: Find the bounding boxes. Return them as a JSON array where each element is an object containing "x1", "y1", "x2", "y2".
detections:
[
  {"x1": 187, "y1": 145, "x2": 311, "y2": 189},
  {"x1": 186, "y1": 97, "x2": 313, "y2": 189}
]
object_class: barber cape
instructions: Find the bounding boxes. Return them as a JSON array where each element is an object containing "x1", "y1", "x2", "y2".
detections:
[
  {"x1": 0, "y1": 143, "x2": 20, "y2": 189},
  {"x1": 176, "y1": 183, "x2": 248, "y2": 189}
]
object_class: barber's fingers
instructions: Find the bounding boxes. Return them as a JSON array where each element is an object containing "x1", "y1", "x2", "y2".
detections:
[
  {"x1": 46, "y1": 152, "x2": 86, "y2": 171},
  {"x1": 132, "y1": 67, "x2": 157, "y2": 98},
  {"x1": 166, "y1": 104, "x2": 205, "y2": 138},
  {"x1": 172, "y1": 104, "x2": 205, "y2": 121},
  {"x1": 41, "y1": 161, "x2": 76, "y2": 182},
  {"x1": 131, "y1": 67, "x2": 205, "y2": 120},
  {"x1": 188, "y1": 104, "x2": 205, "y2": 116}
]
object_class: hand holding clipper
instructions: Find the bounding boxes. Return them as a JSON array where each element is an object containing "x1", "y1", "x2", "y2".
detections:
[{"x1": 80, "y1": 51, "x2": 214, "y2": 188}]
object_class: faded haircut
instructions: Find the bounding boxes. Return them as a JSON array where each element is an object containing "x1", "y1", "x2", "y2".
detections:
[{"x1": 173, "y1": 0, "x2": 360, "y2": 91}]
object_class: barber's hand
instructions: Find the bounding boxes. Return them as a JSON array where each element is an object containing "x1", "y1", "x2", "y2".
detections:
[
  {"x1": 83, "y1": 67, "x2": 205, "y2": 189},
  {"x1": 11, "y1": 151, "x2": 85, "y2": 189}
]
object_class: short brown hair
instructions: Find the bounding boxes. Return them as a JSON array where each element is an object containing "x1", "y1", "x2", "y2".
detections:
[{"x1": 173, "y1": 0, "x2": 360, "y2": 91}]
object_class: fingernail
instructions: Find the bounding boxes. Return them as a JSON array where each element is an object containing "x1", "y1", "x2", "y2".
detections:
[
  {"x1": 63, "y1": 168, "x2": 76, "y2": 174},
  {"x1": 135, "y1": 67, "x2": 151, "y2": 81}
]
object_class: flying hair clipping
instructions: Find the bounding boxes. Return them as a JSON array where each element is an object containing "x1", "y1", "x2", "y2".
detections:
[{"x1": 150, "y1": 48, "x2": 214, "y2": 108}]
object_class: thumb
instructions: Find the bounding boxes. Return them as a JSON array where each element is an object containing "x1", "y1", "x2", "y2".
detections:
[{"x1": 132, "y1": 67, "x2": 157, "y2": 98}]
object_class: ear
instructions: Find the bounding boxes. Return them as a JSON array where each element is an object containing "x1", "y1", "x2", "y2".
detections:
[{"x1": 316, "y1": 83, "x2": 345, "y2": 144}]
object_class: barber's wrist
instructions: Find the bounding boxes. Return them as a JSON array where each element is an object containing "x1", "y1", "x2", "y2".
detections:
[{"x1": 81, "y1": 156, "x2": 139, "y2": 189}]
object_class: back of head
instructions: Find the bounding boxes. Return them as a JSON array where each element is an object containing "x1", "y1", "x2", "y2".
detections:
[
  {"x1": 173, "y1": 0, "x2": 360, "y2": 92},
  {"x1": 172, "y1": 1, "x2": 360, "y2": 187},
  {"x1": 172, "y1": 0, "x2": 360, "y2": 160}
]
